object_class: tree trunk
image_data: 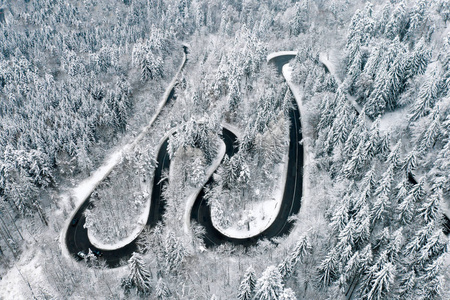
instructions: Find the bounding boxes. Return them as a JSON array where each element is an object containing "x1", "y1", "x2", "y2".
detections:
[
  {"x1": 1, "y1": 206, "x2": 24, "y2": 240},
  {"x1": 0, "y1": 226, "x2": 16, "y2": 258}
]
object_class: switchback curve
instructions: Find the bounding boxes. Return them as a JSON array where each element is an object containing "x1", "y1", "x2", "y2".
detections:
[{"x1": 65, "y1": 52, "x2": 301, "y2": 267}]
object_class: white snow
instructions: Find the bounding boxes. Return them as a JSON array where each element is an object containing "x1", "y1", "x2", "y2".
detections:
[
  {"x1": 319, "y1": 51, "x2": 340, "y2": 83},
  {"x1": 216, "y1": 199, "x2": 280, "y2": 239},
  {"x1": 0, "y1": 247, "x2": 52, "y2": 299},
  {"x1": 379, "y1": 106, "x2": 409, "y2": 134}
]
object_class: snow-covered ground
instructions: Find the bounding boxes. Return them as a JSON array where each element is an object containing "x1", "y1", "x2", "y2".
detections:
[
  {"x1": 0, "y1": 247, "x2": 46, "y2": 299},
  {"x1": 215, "y1": 199, "x2": 280, "y2": 238},
  {"x1": 379, "y1": 106, "x2": 409, "y2": 134}
]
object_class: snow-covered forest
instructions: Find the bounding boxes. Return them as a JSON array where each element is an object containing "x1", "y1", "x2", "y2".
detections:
[{"x1": 0, "y1": 0, "x2": 449, "y2": 299}]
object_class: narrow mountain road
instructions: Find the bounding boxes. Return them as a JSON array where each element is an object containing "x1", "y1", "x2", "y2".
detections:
[
  {"x1": 65, "y1": 46, "x2": 188, "y2": 268},
  {"x1": 65, "y1": 52, "x2": 302, "y2": 267}
]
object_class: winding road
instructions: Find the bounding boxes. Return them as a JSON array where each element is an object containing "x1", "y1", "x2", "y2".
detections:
[
  {"x1": 191, "y1": 55, "x2": 302, "y2": 246},
  {"x1": 65, "y1": 46, "x2": 187, "y2": 268},
  {"x1": 65, "y1": 52, "x2": 301, "y2": 267}
]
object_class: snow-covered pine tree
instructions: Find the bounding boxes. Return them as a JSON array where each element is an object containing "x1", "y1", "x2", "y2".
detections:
[
  {"x1": 344, "y1": 49, "x2": 363, "y2": 95},
  {"x1": 364, "y1": 119, "x2": 382, "y2": 157},
  {"x1": 164, "y1": 231, "x2": 186, "y2": 273},
  {"x1": 343, "y1": 138, "x2": 368, "y2": 179},
  {"x1": 237, "y1": 266, "x2": 256, "y2": 300},
  {"x1": 155, "y1": 277, "x2": 171, "y2": 300},
  {"x1": 353, "y1": 202, "x2": 371, "y2": 248},
  {"x1": 325, "y1": 101, "x2": 355, "y2": 155},
  {"x1": 437, "y1": 0, "x2": 450, "y2": 24},
  {"x1": 386, "y1": 140, "x2": 402, "y2": 170},
  {"x1": 385, "y1": 0, "x2": 409, "y2": 40},
  {"x1": 418, "y1": 189, "x2": 441, "y2": 223},
  {"x1": 374, "y1": 164, "x2": 394, "y2": 198},
  {"x1": 365, "y1": 261, "x2": 396, "y2": 300},
  {"x1": 278, "y1": 235, "x2": 312, "y2": 280},
  {"x1": 397, "y1": 178, "x2": 426, "y2": 225},
  {"x1": 253, "y1": 265, "x2": 284, "y2": 300},
  {"x1": 289, "y1": 2, "x2": 307, "y2": 36},
  {"x1": 227, "y1": 76, "x2": 242, "y2": 117},
  {"x1": 126, "y1": 252, "x2": 152, "y2": 295},
  {"x1": 432, "y1": 138, "x2": 450, "y2": 195},
  {"x1": 402, "y1": 148, "x2": 417, "y2": 176},
  {"x1": 405, "y1": 0, "x2": 430, "y2": 42},
  {"x1": 316, "y1": 249, "x2": 338, "y2": 288},
  {"x1": 397, "y1": 270, "x2": 418, "y2": 299},
  {"x1": 417, "y1": 256, "x2": 446, "y2": 299},
  {"x1": 418, "y1": 107, "x2": 442, "y2": 151},
  {"x1": 409, "y1": 68, "x2": 441, "y2": 122},
  {"x1": 406, "y1": 38, "x2": 431, "y2": 78},
  {"x1": 337, "y1": 220, "x2": 357, "y2": 253},
  {"x1": 279, "y1": 288, "x2": 297, "y2": 300},
  {"x1": 384, "y1": 40, "x2": 408, "y2": 111},
  {"x1": 346, "y1": 9, "x2": 364, "y2": 57},
  {"x1": 330, "y1": 195, "x2": 350, "y2": 234},
  {"x1": 189, "y1": 156, "x2": 205, "y2": 187},
  {"x1": 343, "y1": 109, "x2": 367, "y2": 157},
  {"x1": 365, "y1": 85, "x2": 387, "y2": 118}
]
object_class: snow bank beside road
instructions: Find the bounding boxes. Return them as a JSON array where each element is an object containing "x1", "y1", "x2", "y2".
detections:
[{"x1": 282, "y1": 64, "x2": 324, "y2": 233}]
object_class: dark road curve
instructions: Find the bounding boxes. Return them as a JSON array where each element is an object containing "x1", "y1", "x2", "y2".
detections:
[
  {"x1": 65, "y1": 53, "x2": 301, "y2": 267},
  {"x1": 65, "y1": 46, "x2": 188, "y2": 268},
  {"x1": 190, "y1": 54, "x2": 303, "y2": 247}
]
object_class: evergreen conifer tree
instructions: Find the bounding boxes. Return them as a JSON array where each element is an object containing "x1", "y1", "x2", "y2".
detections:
[
  {"x1": 238, "y1": 266, "x2": 256, "y2": 300},
  {"x1": 155, "y1": 278, "x2": 171, "y2": 300},
  {"x1": 127, "y1": 252, "x2": 152, "y2": 295},
  {"x1": 253, "y1": 266, "x2": 284, "y2": 300}
]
